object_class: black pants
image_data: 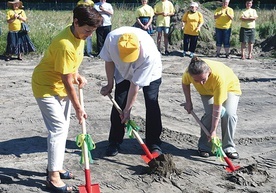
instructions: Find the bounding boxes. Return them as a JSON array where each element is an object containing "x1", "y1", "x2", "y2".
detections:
[
  {"x1": 183, "y1": 34, "x2": 198, "y2": 53},
  {"x1": 96, "y1": 25, "x2": 111, "y2": 54},
  {"x1": 108, "y1": 78, "x2": 163, "y2": 147}
]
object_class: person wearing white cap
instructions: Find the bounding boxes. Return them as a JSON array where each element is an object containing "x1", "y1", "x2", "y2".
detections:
[
  {"x1": 100, "y1": 26, "x2": 163, "y2": 157},
  {"x1": 214, "y1": 0, "x2": 234, "y2": 58},
  {"x1": 182, "y1": 2, "x2": 204, "y2": 58}
]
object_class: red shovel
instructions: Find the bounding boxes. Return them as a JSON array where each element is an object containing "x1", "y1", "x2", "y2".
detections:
[
  {"x1": 78, "y1": 88, "x2": 100, "y2": 193},
  {"x1": 107, "y1": 93, "x2": 160, "y2": 166},
  {"x1": 190, "y1": 110, "x2": 240, "y2": 172}
]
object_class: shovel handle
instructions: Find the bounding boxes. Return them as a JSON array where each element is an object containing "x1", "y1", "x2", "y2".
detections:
[
  {"x1": 107, "y1": 93, "x2": 123, "y2": 114},
  {"x1": 79, "y1": 88, "x2": 87, "y2": 134},
  {"x1": 78, "y1": 88, "x2": 90, "y2": 170},
  {"x1": 190, "y1": 110, "x2": 211, "y2": 137}
]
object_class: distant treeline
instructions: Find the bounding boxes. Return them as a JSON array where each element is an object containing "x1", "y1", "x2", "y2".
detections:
[{"x1": 1, "y1": 0, "x2": 276, "y2": 4}]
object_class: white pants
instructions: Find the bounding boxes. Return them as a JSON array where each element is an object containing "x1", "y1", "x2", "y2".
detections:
[
  {"x1": 36, "y1": 96, "x2": 72, "y2": 171},
  {"x1": 198, "y1": 92, "x2": 240, "y2": 153}
]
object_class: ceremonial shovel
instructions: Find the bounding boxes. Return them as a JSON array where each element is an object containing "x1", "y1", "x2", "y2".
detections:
[
  {"x1": 190, "y1": 110, "x2": 240, "y2": 172},
  {"x1": 107, "y1": 93, "x2": 160, "y2": 167},
  {"x1": 78, "y1": 88, "x2": 100, "y2": 193}
]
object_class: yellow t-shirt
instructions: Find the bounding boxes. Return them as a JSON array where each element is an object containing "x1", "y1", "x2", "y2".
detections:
[
  {"x1": 32, "y1": 25, "x2": 84, "y2": 98},
  {"x1": 77, "y1": 0, "x2": 94, "y2": 6},
  {"x1": 182, "y1": 11, "x2": 204, "y2": 36},
  {"x1": 214, "y1": 7, "x2": 234, "y2": 29},
  {"x1": 6, "y1": 9, "x2": 26, "y2": 31},
  {"x1": 182, "y1": 59, "x2": 241, "y2": 105},
  {"x1": 135, "y1": 4, "x2": 154, "y2": 18},
  {"x1": 240, "y1": 8, "x2": 258, "y2": 29},
  {"x1": 154, "y1": 0, "x2": 175, "y2": 27}
]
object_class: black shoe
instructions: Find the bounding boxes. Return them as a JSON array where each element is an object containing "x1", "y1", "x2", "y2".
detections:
[
  {"x1": 106, "y1": 143, "x2": 119, "y2": 156},
  {"x1": 165, "y1": 50, "x2": 170, "y2": 56},
  {"x1": 149, "y1": 144, "x2": 162, "y2": 155},
  {"x1": 198, "y1": 149, "x2": 210, "y2": 158}
]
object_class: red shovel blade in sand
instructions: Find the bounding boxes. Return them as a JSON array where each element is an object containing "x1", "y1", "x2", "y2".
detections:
[
  {"x1": 78, "y1": 88, "x2": 100, "y2": 193},
  {"x1": 107, "y1": 93, "x2": 160, "y2": 166},
  {"x1": 131, "y1": 128, "x2": 160, "y2": 164},
  {"x1": 190, "y1": 110, "x2": 240, "y2": 172}
]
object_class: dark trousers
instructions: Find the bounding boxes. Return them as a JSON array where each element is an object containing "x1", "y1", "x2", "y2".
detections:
[
  {"x1": 96, "y1": 25, "x2": 111, "y2": 54},
  {"x1": 109, "y1": 78, "x2": 163, "y2": 147},
  {"x1": 183, "y1": 34, "x2": 198, "y2": 53}
]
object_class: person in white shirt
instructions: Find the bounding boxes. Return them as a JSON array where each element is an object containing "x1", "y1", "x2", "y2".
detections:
[
  {"x1": 100, "y1": 26, "x2": 163, "y2": 156},
  {"x1": 94, "y1": 0, "x2": 113, "y2": 55}
]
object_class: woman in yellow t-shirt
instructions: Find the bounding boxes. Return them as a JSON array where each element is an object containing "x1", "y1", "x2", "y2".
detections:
[
  {"x1": 32, "y1": 6, "x2": 103, "y2": 193},
  {"x1": 181, "y1": 2, "x2": 204, "y2": 58},
  {"x1": 5, "y1": 0, "x2": 35, "y2": 61},
  {"x1": 135, "y1": 0, "x2": 155, "y2": 35},
  {"x1": 239, "y1": 0, "x2": 258, "y2": 60},
  {"x1": 182, "y1": 57, "x2": 241, "y2": 159},
  {"x1": 214, "y1": 0, "x2": 234, "y2": 58}
]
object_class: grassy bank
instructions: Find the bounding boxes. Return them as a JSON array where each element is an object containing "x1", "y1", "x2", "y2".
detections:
[{"x1": 0, "y1": 6, "x2": 275, "y2": 56}]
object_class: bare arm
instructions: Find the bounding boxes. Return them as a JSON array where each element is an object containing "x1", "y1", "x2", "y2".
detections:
[
  {"x1": 182, "y1": 83, "x2": 193, "y2": 113},
  {"x1": 210, "y1": 104, "x2": 223, "y2": 139},
  {"x1": 62, "y1": 73, "x2": 87, "y2": 124},
  {"x1": 100, "y1": 61, "x2": 115, "y2": 96}
]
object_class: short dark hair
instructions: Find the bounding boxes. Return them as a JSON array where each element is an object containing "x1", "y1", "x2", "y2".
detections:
[
  {"x1": 73, "y1": 5, "x2": 103, "y2": 27},
  {"x1": 188, "y1": 57, "x2": 210, "y2": 75}
]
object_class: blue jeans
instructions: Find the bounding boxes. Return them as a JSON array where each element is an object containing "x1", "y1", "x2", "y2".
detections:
[
  {"x1": 183, "y1": 34, "x2": 198, "y2": 53},
  {"x1": 215, "y1": 28, "x2": 231, "y2": 48},
  {"x1": 109, "y1": 78, "x2": 163, "y2": 147}
]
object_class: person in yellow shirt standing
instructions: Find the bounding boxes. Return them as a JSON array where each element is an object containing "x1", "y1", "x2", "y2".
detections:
[
  {"x1": 5, "y1": 0, "x2": 35, "y2": 61},
  {"x1": 154, "y1": 0, "x2": 175, "y2": 55},
  {"x1": 182, "y1": 57, "x2": 241, "y2": 159},
  {"x1": 32, "y1": 6, "x2": 103, "y2": 193},
  {"x1": 182, "y1": 2, "x2": 204, "y2": 58},
  {"x1": 239, "y1": 0, "x2": 258, "y2": 60},
  {"x1": 135, "y1": 0, "x2": 155, "y2": 35},
  {"x1": 214, "y1": 0, "x2": 234, "y2": 58}
]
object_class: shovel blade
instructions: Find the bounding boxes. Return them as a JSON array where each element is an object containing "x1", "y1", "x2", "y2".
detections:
[
  {"x1": 141, "y1": 151, "x2": 160, "y2": 163},
  {"x1": 78, "y1": 184, "x2": 100, "y2": 193},
  {"x1": 224, "y1": 157, "x2": 241, "y2": 172},
  {"x1": 225, "y1": 165, "x2": 241, "y2": 172}
]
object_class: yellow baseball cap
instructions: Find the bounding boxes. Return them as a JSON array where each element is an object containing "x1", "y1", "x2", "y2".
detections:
[{"x1": 118, "y1": 33, "x2": 140, "y2": 63}]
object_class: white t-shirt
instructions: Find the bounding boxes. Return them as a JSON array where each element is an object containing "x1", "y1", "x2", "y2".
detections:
[
  {"x1": 100, "y1": 26, "x2": 162, "y2": 87},
  {"x1": 94, "y1": 2, "x2": 113, "y2": 26}
]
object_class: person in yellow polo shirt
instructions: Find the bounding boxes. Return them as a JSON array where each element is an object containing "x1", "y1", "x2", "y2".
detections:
[
  {"x1": 239, "y1": 0, "x2": 258, "y2": 60},
  {"x1": 135, "y1": 0, "x2": 155, "y2": 35},
  {"x1": 5, "y1": 0, "x2": 35, "y2": 61},
  {"x1": 182, "y1": 57, "x2": 241, "y2": 159},
  {"x1": 214, "y1": 0, "x2": 234, "y2": 58},
  {"x1": 154, "y1": 0, "x2": 175, "y2": 55},
  {"x1": 182, "y1": 2, "x2": 204, "y2": 58},
  {"x1": 32, "y1": 6, "x2": 103, "y2": 193}
]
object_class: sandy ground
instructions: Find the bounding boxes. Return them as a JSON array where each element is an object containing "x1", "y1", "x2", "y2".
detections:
[{"x1": 0, "y1": 52, "x2": 276, "y2": 193}]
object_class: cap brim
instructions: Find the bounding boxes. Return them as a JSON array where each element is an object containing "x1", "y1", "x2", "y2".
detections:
[{"x1": 119, "y1": 48, "x2": 139, "y2": 63}]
